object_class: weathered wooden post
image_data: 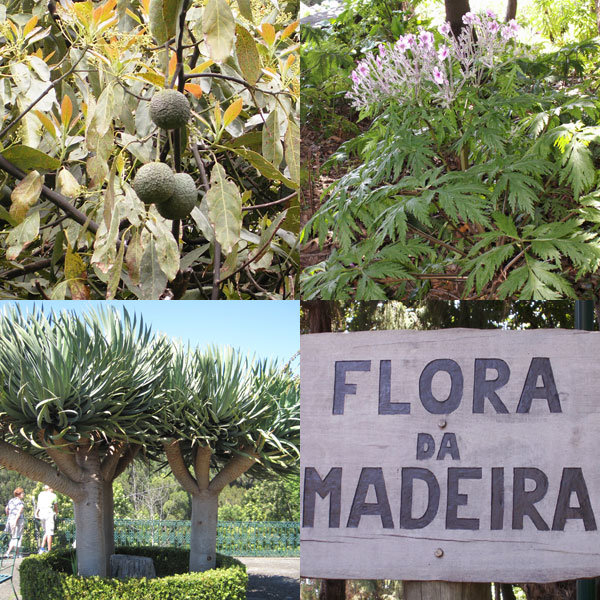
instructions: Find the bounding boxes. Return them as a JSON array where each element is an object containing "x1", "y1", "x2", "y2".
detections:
[
  {"x1": 305, "y1": 300, "x2": 346, "y2": 600},
  {"x1": 576, "y1": 300, "x2": 597, "y2": 600},
  {"x1": 301, "y1": 328, "x2": 600, "y2": 600}
]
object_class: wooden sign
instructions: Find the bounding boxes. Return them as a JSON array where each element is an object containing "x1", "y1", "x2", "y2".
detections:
[{"x1": 300, "y1": 329, "x2": 600, "y2": 583}]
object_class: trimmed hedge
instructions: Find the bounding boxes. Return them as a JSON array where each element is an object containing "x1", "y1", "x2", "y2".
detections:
[{"x1": 20, "y1": 547, "x2": 247, "y2": 600}]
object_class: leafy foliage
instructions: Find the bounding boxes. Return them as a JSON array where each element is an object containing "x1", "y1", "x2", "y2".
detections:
[
  {"x1": 0, "y1": 0, "x2": 299, "y2": 299},
  {"x1": 20, "y1": 548, "x2": 247, "y2": 600},
  {"x1": 219, "y1": 475, "x2": 300, "y2": 521},
  {"x1": 302, "y1": 26, "x2": 600, "y2": 300}
]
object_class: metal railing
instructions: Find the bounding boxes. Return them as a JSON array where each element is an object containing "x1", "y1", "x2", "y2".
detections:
[{"x1": 4, "y1": 518, "x2": 299, "y2": 557}]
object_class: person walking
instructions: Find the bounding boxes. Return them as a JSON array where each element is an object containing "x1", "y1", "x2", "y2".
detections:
[
  {"x1": 35, "y1": 485, "x2": 58, "y2": 553},
  {"x1": 4, "y1": 487, "x2": 25, "y2": 557}
]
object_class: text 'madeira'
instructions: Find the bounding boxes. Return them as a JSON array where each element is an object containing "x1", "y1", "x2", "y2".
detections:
[{"x1": 300, "y1": 329, "x2": 600, "y2": 583}]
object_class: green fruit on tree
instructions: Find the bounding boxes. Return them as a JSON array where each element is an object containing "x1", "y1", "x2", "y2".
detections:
[
  {"x1": 150, "y1": 89, "x2": 191, "y2": 130},
  {"x1": 156, "y1": 173, "x2": 197, "y2": 220},
  {"x1": 132, "y1": 162, "x2": 175, "y2": 205}
]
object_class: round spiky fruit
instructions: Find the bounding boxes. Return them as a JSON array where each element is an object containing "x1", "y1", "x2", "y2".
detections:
[
  {"x1": 149, "y1": 89, "x2": 191, "y2": 130},
  {"x1": 132, "y1": 162, "x2": 175, "y2": 205},
  {"x1": 156, "y1": 173, "x2": 197, "y2": 220}
]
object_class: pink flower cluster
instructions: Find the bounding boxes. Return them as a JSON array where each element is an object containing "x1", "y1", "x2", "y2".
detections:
[{"x1": 347, "y1": 11, "x2": 521, "y2": 110}]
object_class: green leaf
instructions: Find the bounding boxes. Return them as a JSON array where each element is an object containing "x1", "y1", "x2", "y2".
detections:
[
  {"x1": 148, "y1": 0, "x2": 181, "y2": 43},
  {"x1": 87, "y1": 84, "x2": 114, "y2": 142},
  {"x1": 6, "y1": 211, "x2": 40, "y2": 260},
  {"x1": 1, "y1": 146, "x2": 60, "y2": 172},
  {"x1": 227, "y1": 147, "x2": 298, "y2": 189},
  {"x1": 235, "y1": 25, "x2": 261, "y2": 85},
  {"x1": 105, "y1": 237, "x2": 125, "y2": 300},
  {"x1": 138, "y1": 236, "x2": 168, "y2": 299},
  {"x1": 493, "y1": 212, "x2": 518, "y2": 238},
  {"x1": 560, "y1": 135, "x2": 595, "y2": 199},
  {"x1": 65, "y1": 245, "x2": 91, "y2": 300},
  {"x1": 284, "y1": 119, "x2": 299, "y2": 186},
  {"x1": 146, "y1": 213, "x2": 180, "y2": 280},
  {"x1": 206, "y1": 162, "x2": 242, "y2": 254},
  {"x1": 9, "y1": 170, "x2": 43, "y2": 223},
  {"x1": 202, "y1": 0, "x2": 235, "y2": 62},
  {"x1": 237, "y1": 0, "x2": 253, "y2": 22},
  {"x1": 263, "y1": 108, "x2": 284, "y2": 168}
]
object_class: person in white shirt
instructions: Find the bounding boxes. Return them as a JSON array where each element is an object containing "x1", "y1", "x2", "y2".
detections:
[{"x1": 35, "y1": 485, "x2": 58, "y2": 553}]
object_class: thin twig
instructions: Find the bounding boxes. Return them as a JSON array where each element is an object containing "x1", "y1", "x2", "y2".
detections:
[
  {"x1": 216, "y1": 221, "x2": 281, "y2": 284},
  {"x1": 184, "y1": 72, "x2": 293, "y2": 98},
  {"x1": 242, "y1": 191, "x2": 296, "y2": 212},
  {"x1": 407, "y1": 223, "x2": 468, "y2": 257}
]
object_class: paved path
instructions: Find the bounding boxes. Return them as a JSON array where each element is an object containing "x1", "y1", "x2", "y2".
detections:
[
  {"x1": 0, "y1": 556, "x2": 300, "y2": 600},
  {"x1": 0, "y1": 556, "x2": 20, "y2": 600},
  {"x1": 240, "y1": 557, "x2": 300, "y2": 600}
]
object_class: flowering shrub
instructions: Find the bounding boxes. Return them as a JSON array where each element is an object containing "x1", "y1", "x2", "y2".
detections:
[
  {"x1": 348, "y1": 12, "x2": 520, "y2": 110},
  {"x1": 302, "y1": 13, "x2": 600, "y2": 300}
]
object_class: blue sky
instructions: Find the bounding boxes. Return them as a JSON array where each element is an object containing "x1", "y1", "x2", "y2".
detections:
[{"x1": 0, "y1": 301, "x2": 299, "y2": 366}]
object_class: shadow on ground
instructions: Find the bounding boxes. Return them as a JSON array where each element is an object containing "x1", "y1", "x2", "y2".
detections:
[{"x1": 247, "y1": 573, "x2": 300, "y2": 600}]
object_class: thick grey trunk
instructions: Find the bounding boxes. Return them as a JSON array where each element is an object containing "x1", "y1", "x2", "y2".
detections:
[
  {"x1": 404, "y1": 582, "x2": 491, "y2": 600},
  {"x1": 189, "y1": 491, "x2": 218, "y2": 572},
  {"x1": 103, "y1": 480, "x2": 115, "y2": 558},
  {"x1": 73, "y1": 480, "x2": 106, "y2": 577}
]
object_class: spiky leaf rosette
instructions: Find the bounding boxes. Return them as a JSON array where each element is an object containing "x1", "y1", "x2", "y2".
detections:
[
  {"x1": 157, "y1": 173, "x2": 197, "y2": 220},
  {"x1": 160, "y1": 345, "x2": 299, "y2": 478},
  {"x1": 150, "y1": 89, "x2": 191, "y2": 130},
  {"x1": 0, "y1": 306, "x2": 172, "y2": 447},
  {"x1": 132, "y1": 162, "x2": 175, "y2": 205}
]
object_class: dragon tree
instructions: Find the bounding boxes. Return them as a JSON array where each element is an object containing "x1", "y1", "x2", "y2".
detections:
[
  {"x1": 0, "y1": 307, "x2": 170, "y2": 576},
  {"x1": 162, "y1": 345, "x2": 300, "y2": 572}
]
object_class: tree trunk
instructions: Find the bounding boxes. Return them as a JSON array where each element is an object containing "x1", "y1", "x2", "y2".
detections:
[
  {"x1": 521, "y1": 581, "x2": 575, "y2": 600},
  {"x1": 189, "y1": 490, "x2": 219, "y2": 572},
  {"x1": 305, "y1": 300, "x2": 332, "y2": 334},
  {"x1": 505, "y1": 0, "x2": 517, "y2": 21},
  {"x1": 73, "y1": 480, "x2": 106, "y2": 577},
  {"x1": 404, "y1": 582, "x2": 491, "y2": 600},
  {"x1": 445, "y1": 0, "x2": 471, "y2": 37},
  {"x1": 596, "y1": 0, "x2": 600, "y2": 35},
  {"x1": 103, "y1": 481, "x2": 115, "y2": 557},
  {"x1": 319, "y1": 580, "x2": 346, "y2": 600}
]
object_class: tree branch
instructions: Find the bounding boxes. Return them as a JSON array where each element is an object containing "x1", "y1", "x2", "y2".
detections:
[
  {"x1": 216, "y1": 220, "x2": 282, "y2": 284},
  {"x1": 0, "y1": 257, "x2": 53, "y2": 281},
  {"x1": 112, "y1": 443, "x2": 140, "y2": 481},
  {"x1": 209, "y1": 446, "x2": 259, "y2": 493},
  {"x1": 0, "y1": 439, "x2": 84, "y2": 500},
  {"x1": 42, "y1": 444, "x2": 82, "y2": 483},
  {"x1": 242, "y1": 191, "x2": 297, "y2": 212},
  {"x1": 0, "y1": 155, "x2": 100, "y2": 234},
  {"x1": 193, "y1": 445, "x2": 212, "y2": 491},
  {"x1": 100, "y1": 440, "x2": 127, "y2": 481},
  {"x1": 184, "y1": 72, "x2": 293, "y2": 98},
  {"x1": 164, "y1": 440, "x2": 198, "y2": 495}
]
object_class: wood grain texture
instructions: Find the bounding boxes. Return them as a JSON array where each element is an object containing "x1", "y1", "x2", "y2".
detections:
[
  {"x1": 404, "y1": 581, "x2": 492, "y2": 600},
  {"x1": 300, "y1": 329, "x2": 600, "y2": 583}
]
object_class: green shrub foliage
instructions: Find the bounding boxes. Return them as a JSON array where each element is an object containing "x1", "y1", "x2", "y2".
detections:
[
  {"x1": 20, "y1": 547, "x2": 247, "y2": 600},
  {"x1": 302, "y1": 20, "x2": 600, "y2": 300}
]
